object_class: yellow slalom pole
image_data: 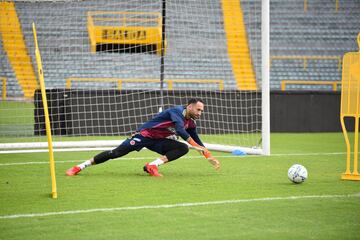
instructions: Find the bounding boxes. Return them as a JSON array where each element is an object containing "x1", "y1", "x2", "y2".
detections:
[{"x1": 32, "y1": 23, "x2": 57, "y2": 199}]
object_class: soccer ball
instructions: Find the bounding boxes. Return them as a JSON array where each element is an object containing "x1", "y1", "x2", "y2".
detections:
[{"x1": 288, "y1": 164, "x2": 308, "y2": 183}]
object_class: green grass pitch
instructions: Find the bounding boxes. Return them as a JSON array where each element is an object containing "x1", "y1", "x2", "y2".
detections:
[{"x1": 0, "y1": 133, "x2": 359, "y2": 239}]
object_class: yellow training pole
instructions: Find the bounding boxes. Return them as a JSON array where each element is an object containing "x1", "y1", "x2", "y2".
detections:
[{"x1": 32, "y1": 23, "x2": 58, "y2": 198}]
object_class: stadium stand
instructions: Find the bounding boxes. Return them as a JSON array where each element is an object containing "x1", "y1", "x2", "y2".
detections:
[
  {"x1": 0, "y1": 35, "x2": 23, "y2": 97},
  {"x1": 268, "y1": 0, "x2": 360, "y2": 90},
  {"x1": 10, "y1": 0, "x2": 237, "y2": 95},
  {"x1": 1, "y1": 0, "x2": 359, "y2": 97}
]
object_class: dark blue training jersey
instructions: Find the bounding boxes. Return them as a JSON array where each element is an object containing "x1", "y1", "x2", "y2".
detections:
[{"x1": 137, "y1": 106, "x2": 204, "y2": 146}]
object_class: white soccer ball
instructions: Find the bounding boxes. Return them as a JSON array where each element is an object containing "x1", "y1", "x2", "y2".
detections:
[{"x1": 288, "y1": 164, "x2": 308, "y2": 183}]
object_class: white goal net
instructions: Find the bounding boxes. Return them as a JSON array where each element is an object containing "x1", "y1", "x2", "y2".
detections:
[{"x1": 0, "y1": 0, "x2": 269, "y2": 155}]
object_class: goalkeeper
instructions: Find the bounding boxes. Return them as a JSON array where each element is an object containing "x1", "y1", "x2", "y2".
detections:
[{"x1": 66, "y1": 98, "x2": 220, "y2": 177}]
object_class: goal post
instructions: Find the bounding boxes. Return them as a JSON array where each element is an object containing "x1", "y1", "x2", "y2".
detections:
[
  {"x1": 0, "y1": 0, "x2": 270, "y2": 156},
  {"x1": 261, "y1": 0, "x2": 270, "y2": 156}
]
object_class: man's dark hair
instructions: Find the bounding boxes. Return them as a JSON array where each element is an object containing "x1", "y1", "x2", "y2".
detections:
[{"x1": 187, "y1": 98, "x2": 204, "y2": 105}]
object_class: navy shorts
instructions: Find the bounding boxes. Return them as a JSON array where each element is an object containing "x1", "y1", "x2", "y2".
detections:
[{"x1": 120, "y1": 134, "x2": 182, "y2": 155}]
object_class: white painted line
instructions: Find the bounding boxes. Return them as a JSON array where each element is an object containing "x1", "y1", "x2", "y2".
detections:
[
  {"x1": 0, "y1": 156, "x2": 172, "y2": 166},
  {"x1": 0, "y1": 155, "x2": 211, "y2": 166},
  {"x1": 269, "y1": 152, "x2": 349, "y2": 156},
  {"x1": 0, "y1": 194, "x2": 357, "y2": 220},
  {"x1": 0, "y1": 152, "x2": 350, "y2": 167},
  {"x1": 0, "y1": 161, "x2": 51, "y2": 166},
  {"x1": 0, "y1": 147, "x2": 112, "y2": 154}
]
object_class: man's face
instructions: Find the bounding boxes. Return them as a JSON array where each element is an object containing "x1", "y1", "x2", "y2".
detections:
[{"x1": 188, "y1": 102, "x2": 204, "y2": 119}]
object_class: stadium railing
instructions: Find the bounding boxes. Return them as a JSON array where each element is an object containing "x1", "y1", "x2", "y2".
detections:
[
  {"x1": 280, "y1": 80, "x2": 341, "y2": 91},
  {"x1": 65, "y1": 77, "x2": 224, "y2": 90},
  {"x1": 270, "y1": 55, "x2": 342, "y2": 71},
  {"x1": 304, "y1": 0, "x2": 339, "y2": 12}
]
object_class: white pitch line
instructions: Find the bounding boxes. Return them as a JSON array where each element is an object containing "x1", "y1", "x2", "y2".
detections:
[
  {"x1": 0, "y1": 147, "x2": 112, "y2": 154},
  {"x1": 0, "y1": 152, "x2": 354, "y2": 168},
  {"x1": 0, "y1": 157, "x2": 151, "y2": 166},
  {"x1": 0, "y1": 152, "x2": 350, "y2": 167},
  {"x1": 0, "y1": 194, "x2": 357, "y2": 220},
  {"x1": 0, "y1": 155, "x2": 186, "y2": 166}
]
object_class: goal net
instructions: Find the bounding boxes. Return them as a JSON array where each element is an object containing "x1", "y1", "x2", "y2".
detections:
[{"x1": 0, "y1": 0, "x2": 269, "y2": 155}]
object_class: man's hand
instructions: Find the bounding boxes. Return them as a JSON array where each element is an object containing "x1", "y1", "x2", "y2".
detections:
[
  {"x1": 201, "y1": 148, "x2": 211, "y2": 158},
  {"x1": 186, "y1": 137, "x2": 220, "y2": 170},
  {"x1": 187, "y1": 138, "x2": 209, "y2": 156},
  {"x1": 190, "y1": 146, "x2": 220, "y2": 170},
  {"x1": 192, "y1": 146, "x2": 213, "y2": 159},
  {"x1": 207, "y1": 156, "x2": 220, "y2": 170},
  {"x1": 190, "y1": 145, "x2": 207, "y2": 155},
  {"x1": 191, "y1": 146, "x2": 221, "y2": 170}
]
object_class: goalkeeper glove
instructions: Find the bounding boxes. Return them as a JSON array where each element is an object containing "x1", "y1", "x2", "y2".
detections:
[
  {"x1": 187, "y1": 137, "x2": 220, "y2": 170},
  {"x1": 187, "y1": 137, "x2": 212, "y2": 158}
]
